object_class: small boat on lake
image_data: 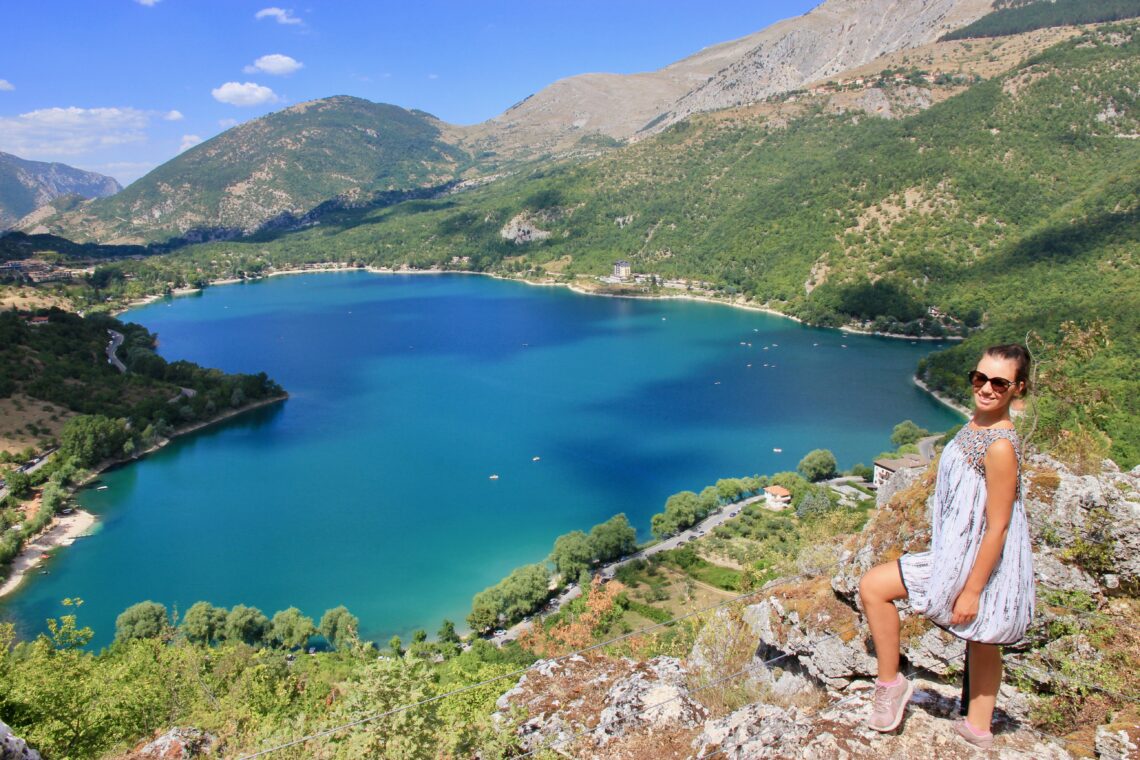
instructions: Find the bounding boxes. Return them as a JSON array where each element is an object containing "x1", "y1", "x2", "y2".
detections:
[
  {"x1": 773, "y1": 448, "x2": 783, "y2": 453},
  {"x1": 96, "y1": 485, "x2": 108, "y2": 491},
  {"x1": 489, "y1": 474, "x2": 500, "y2": 480}
]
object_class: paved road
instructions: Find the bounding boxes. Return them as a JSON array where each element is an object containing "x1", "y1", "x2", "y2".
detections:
[
  {"x1": 0, "y1": 449, "x2": 57, "y2": 502},
  {"x1": 106, "y1": 330, "x2": 126, "y2": 373},
  {"x1": 489, "y1": 494, "x2": 766, "y2": 645},
  {"x1": 917, "y1": 434, "x2": 942, "y2": 463}
]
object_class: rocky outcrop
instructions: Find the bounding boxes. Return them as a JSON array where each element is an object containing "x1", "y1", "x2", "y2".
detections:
[
  {"x1": 495, "y1": 654, "x2": 707, "y2": 754},
  {"x1": 495, "y1": 451, "x2": 1139, "y2": 758},
  {"x1": 0, "y1": 720, "x2": 41, "y2": 760},
  {"x1": 118, "y1": 727, "x2": 218, "y2": 759},
  {"x1": 500, "y1": 213, "x2": 552, "y2": 245}
]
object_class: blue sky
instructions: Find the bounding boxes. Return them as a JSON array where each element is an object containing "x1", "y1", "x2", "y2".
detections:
[{"x1": 0, "y1": 1, "x2": 819, "y2": 185}]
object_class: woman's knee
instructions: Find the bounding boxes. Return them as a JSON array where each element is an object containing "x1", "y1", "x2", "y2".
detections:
[{"x1": 860, "y1": 562, "x2": 904, "y2": 604}]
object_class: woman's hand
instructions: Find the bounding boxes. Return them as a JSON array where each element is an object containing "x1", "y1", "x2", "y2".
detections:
[{"x1": 951, "y1": 589, "x2": 981, "y2": 626}]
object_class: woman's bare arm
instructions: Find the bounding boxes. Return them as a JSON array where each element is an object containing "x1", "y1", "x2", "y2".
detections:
[{"x1": 950, "y1": 437, "x2": 1018, "y2": 625}]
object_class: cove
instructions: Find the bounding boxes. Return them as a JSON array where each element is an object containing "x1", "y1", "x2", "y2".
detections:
[{"x1": 1, "y1": 272, "x2": 961, "y2": 647}]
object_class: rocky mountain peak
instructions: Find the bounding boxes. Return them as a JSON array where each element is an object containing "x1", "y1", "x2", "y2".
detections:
[{"x1": 0, "y1": 151, "x2": 121, "y2": 230}]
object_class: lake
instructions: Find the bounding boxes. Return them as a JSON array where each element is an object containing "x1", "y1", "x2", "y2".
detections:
[{"x1": 1, "y1": 272, "x2": 961, "y2": 647}]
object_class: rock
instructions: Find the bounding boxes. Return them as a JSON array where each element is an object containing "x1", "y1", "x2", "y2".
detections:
[
  {"x1": 906, "y1": 627, "x2": 964, "y2": 677},
  {"x1": 692, "y1": 702, "x2": 812, "y2": 758},
  {"x1": 499, "y1": 213, "x2": 552, "y2": 244},
  {"x1": 1096, "y1": 722, "x2": 1140, "y2": 760},
  {"x1": 1033, "y1": 552, "x2": 1100, "y2": 595},
  {"x1": 0, "y1": 719, "x2": 42, "y2": 760},
  {"x1": 594, "y1": 657, "x2": 707, "y2": 743},
  {"x1": 691, "y1": 676, "x2": 1071, "y2": 759},
  {"x1": 494, "y1": 654, "x2": 705, "y2": 753},
  {"x1": 118, "y1": 727, "x2": 218, "y2": 759}
]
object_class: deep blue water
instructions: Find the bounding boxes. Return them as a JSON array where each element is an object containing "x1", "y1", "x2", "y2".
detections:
[{"x1": 1, "y1": 273, "x2": 960, "y2": 647}]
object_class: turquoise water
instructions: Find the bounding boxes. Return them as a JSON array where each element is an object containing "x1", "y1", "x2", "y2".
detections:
[{"x1": 1, "y1": 273, "x2": 960, "y2": 647}]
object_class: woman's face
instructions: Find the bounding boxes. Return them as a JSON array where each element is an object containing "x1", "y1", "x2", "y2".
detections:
[{"x1": 972, "y1": 354, "x2": 1021, "y2": 415}]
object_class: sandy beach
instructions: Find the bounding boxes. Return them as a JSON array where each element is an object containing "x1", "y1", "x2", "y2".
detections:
[{"x1": 0, "y1": 509, "x2": 96, "y2": 598}]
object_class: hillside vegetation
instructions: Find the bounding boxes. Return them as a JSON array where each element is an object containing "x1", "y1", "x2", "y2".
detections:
[
  {"x1": 943, "y1": 0, "x2": 1140, "y2": 40},
  {"x1": 22, "y1": 97, "x2": 470, "y2": 245},
  {"x1": 36, "y1": 24, "x2": 1137, "y2": 464}
]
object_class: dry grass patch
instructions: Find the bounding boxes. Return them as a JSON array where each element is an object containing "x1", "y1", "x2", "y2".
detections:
[{"x1": 0, "y1": 394, "x2": 73, "y2": 455}]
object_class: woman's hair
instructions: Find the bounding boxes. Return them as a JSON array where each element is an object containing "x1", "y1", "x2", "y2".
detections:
[{"x1": 984, "y1": 343, "x2": 1031, "y2": 391}]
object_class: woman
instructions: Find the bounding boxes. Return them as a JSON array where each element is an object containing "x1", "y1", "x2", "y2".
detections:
[{"x1": 859, "y1": 344, "x2": 1034, "y2": 749}]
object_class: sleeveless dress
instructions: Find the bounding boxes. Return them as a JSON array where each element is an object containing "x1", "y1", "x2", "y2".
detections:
[{"x1": 897, "y1": 424, "x2": 1034, "y2": 644}]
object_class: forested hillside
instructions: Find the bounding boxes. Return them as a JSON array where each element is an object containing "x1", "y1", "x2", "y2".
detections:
[
  {"x1": 942, "y1": 0, "x2": 1140, "y2": 40},
  {"x1": 48, "y1": 24, "x2": 1137, "y2": 464}
]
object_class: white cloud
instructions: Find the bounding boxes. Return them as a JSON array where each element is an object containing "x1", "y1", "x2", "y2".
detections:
[
  {"x1": 255, "y1": 7, "x2": 301, "y2": 25},
  {"x1": 243, "y1": 54, "x2": 303, "y2": 76},
  {"x1": 218, "y1": 118, "x2": 239, "y2": 129},
  {"x1": 211, "y1": 81, "x2": 278, "y2": 107},
  {"x1": 0, "y1": 106, "x2": 148, "y2": 158},
  {"x1": 135, "y1": 0, "x2": 160, "y2": 6},
  {"x1": 427, "y1": 73, "x2": 440, "y2": 80},
  {"x1": 179, "y1": 134, "x2": 203, "y2": 152},
  {"x1": 0, "y1": 79, "x2": 13, "y2": 91},
  {"x1": 163, "y1": 109, "x2": 184, "y2": 121}
]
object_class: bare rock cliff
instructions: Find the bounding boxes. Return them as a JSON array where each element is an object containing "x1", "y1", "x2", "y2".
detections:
[{"x1": 463, "y1": 0, "x2": 994, "y2": 159}]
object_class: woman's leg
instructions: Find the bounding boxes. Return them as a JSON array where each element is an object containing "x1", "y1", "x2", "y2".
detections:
[
  {"x1": 859, "y1": 561, "x2": 908, "y2": 681},
  {"x1": 965, "y1": 641, "x2": 1002, "y2": 732}
]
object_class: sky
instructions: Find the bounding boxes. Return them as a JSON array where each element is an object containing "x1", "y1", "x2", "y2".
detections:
[{"x1": 0, "y1": 1, "x2": 820, "y2": 186}]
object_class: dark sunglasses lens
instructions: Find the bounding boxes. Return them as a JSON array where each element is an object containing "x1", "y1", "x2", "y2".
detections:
[{"x1": 968, "y1": 371, "x2": 1012, "y2": 392}]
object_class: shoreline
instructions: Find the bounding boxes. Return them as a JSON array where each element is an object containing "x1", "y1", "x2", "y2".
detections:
[
  {"x1": 913, "y1": 376, "x2": 971, "y2": 417},
  {"x1": 0, "y1": 394, "x2": 287, "y2": 599},
  {"x1": 114, "y1": 264, "x2": 957, "y2": 346},
  {"x1": 0, "y1": 509, "x2": 96, "y2": 598}
]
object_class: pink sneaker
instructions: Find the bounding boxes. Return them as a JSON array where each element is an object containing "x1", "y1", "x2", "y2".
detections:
[
  {"x1": 954, "y1": 718, "x2": 994, "y2": 749},
  {"x1": 867, "y1": 675, "x2": 914, "y2": 732}
]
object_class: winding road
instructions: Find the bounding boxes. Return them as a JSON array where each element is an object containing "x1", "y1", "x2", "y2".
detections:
[{"x1": 106, "y1": 329, "x2": 126, "y2": 373}]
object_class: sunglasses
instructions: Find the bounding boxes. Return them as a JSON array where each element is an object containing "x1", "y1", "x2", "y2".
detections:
[{"x1": 968, "y1": 370, "x2": 1016, "y2": 394}]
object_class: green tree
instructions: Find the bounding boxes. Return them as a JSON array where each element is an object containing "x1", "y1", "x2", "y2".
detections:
[
  {"x1": 270, "y1": 607, "x2": 316, "y2": 650},
  {"x1": 389, "y1": 635, "x2": 404, "y2": 658},
  {"x1": 114, "y1": 601, "x2": 169, "y2": 643},
  {"x1": 180, "y1": 601, "x2": 227, "y2": 644},
  {"x1": 2, "y1": 468, "x2": 31, "y2": 499},
  {"x1": 891, "y1": 420, "x2": 929, "y2": 447},
  {"x1": 588, "y1": 513, "x2": 637, "y2": 562},
  {"x1": 330, "y1": 659, "x2": 439, "y2": 759},
  {"x1": 797, "y1": 449, "x2": 838, "y2": 482},
  {"x1": 225, "y1": 604, "x2": 270, "y2": 646},
  {"x1": 437, "y1": 619, "x2": 460, "y2": 645},
  {"x1": 467, "y1": 588, "x2": 505, "y2": 633},
  {"x1": 549, "y1": 530, "x2": 593, "y2": 579},
  {"x1": 58, "y1": 414, "x2": 132, "y2": 468},
  {"x1": 796, "y1": 489, "x2": 835, "y2": 520},
  {"x1": 319, "y1": 605, "x2": 359, "y2": 650}
]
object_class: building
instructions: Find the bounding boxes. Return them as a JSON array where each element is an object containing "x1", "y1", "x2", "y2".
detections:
[
  {"x1": 612, "y1": 260, "x2": 632, "y2": 280},
  {"x1": 763, "y1": 485, "x2": 792, "y2": 510},
  {"x1": 872, "y1": 454, "x2": 926, "y2": 488}
]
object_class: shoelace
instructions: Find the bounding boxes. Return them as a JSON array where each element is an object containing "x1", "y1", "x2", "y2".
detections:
[{"x1": 871, "y1": 682, "x2": 892, "y2": 711}]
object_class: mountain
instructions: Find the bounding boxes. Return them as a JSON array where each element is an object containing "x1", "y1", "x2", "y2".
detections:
[
  {"x1": 106, "y1": 22, "x2": 1134, "y2": 460},
  {"x1": 457, "y1": 0, "x2": 994, "y2": 160},
  {"x1": 0, "y1": 152, "x2": 121, "y2": 230},
  {"x1": 19, "y1": 96, "x2": 470, "y2": 244}
]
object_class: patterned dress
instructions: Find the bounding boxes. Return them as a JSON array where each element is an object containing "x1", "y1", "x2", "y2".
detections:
[{"x1": 897, "y1": 424, "x2": 1034, "y2": 644}]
